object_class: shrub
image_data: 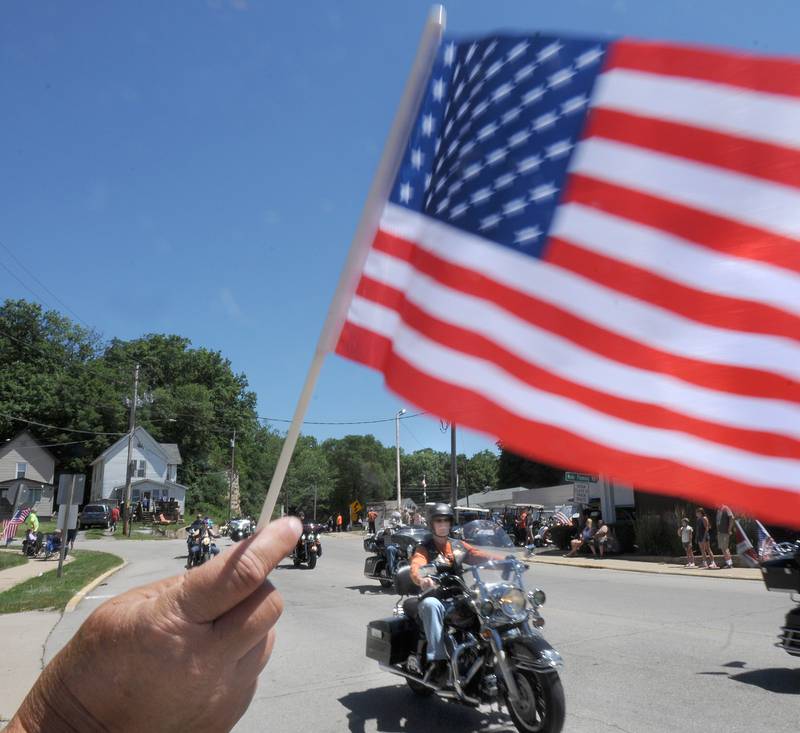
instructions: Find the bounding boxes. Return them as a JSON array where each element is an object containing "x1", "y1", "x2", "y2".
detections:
[{"x1": 633, "y1": 510, "x2": 684, "y2": 555}]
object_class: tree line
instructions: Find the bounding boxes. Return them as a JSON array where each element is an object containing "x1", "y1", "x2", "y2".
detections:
[{"x1": 1, "y1": 299, "x2": 562, "y2": 518}]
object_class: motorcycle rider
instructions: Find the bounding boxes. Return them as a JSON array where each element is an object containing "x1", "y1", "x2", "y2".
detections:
[
  {"x1": 410, "y1": 503, "x2": 491, "y2": 684},
  {"x1": 383, "y1": 510, "x2": 404, "y2": 578}
]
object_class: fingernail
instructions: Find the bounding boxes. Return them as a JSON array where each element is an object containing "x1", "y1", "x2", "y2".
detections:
[{"x1": 287, "y1": 517, "x2": 302, "y2": 535}]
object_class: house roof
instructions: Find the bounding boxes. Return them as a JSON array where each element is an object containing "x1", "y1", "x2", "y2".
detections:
[
  {"x1": 90, "y1": 426, "x2": 170, "y2": 466},
  {"x1": 0, "y1": 430, "x2": 57, "y2": 462},
  {"x1": 159, "y1": 443, "x2": 182, "y2": 465}
]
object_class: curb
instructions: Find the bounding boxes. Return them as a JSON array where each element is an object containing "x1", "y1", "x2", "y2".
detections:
[
  {"x1": 64, "y1": 559, "x2": 127, "y2": 613},
  {"x1": 531, "y1": 555, "x2": 762, "y2": 581}
]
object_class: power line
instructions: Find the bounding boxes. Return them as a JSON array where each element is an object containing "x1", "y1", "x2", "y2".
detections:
[
  {"x1": 0, "y1": 411, "x2": 126, "y2": 436},
  {"x1": 256, "y1": 410, "x2": 429, "y2": 426},
  {"x1": 0, "y1": 239, "x2": 92, "y2": 329}
]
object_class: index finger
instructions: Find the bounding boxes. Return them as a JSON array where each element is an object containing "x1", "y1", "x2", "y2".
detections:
[{"x1": 169, "y1": 516, "x2": 301, "y2": 623}]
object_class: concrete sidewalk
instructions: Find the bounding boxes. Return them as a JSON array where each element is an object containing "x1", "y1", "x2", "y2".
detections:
[
  {"x1": 530, "y1": 552, "x2": 763, "y2": 580},
  {"x1": 0, "y1": 556, "x2": 74, "y2": 593}
]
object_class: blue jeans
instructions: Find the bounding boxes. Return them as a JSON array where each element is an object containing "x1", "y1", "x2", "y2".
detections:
[
  {"x1": 385, "y1": 544, "x2": 398, "y2": 576},
  {"x1": 418, "y1": 597, "x2": 447, "y2": 661}
]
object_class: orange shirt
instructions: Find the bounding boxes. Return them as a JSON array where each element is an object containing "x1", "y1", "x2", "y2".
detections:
[{"x1": 410, "y1": 539, "x2": 492, "y2": 586}]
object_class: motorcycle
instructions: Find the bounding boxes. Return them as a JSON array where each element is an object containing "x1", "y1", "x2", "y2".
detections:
[
  {"x1": 228, "y1": 517, "x2": 253, "y2": 542},
  {"x1": 366, "y1": 520, "x2": 565, "y2": 733},
  {"x1": 292, "y1": 523, "x2": 321, "y2": 569},
  {"x1": 364, "y1": 524, "x2": 429, "y2": 588},
  {"x1": 761, "y1": 539, "x2": 800, "y2": 657},
  {"x1": 187, "y1": 527, "x2": 215, "y2": 568}
]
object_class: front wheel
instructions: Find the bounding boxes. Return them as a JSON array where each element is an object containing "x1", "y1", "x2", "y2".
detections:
[
  {"x1": 307, "y1": 553, "x2": 317, "y2": 569},
  {"x1": 505, "y1": 669, "x2": 565, "y2": 733},
  {"x1": 378, "y1": 578, "x2": 393, "y2": 588}
]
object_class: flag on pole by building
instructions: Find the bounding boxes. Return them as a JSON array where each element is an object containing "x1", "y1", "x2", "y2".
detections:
[
  {"x1": 2, "y1": 506, "x2": 31, "y2": 545},
  {"x1": 755, "y1": 519, "x2": 777, "y2": 561},
  {"x1": 733, "y1": 520, "x2": 760, "y2": 568},
  {"x1": 552, "y1": 511, "x2": 571, "y2": 527},
  {"x1": 335, "y1": 30, "x2": 800, "y2": 528}
]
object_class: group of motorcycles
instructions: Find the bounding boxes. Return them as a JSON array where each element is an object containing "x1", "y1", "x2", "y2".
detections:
[{"x1": 363, "y1": 517, "x2": 565, "y2": 733}]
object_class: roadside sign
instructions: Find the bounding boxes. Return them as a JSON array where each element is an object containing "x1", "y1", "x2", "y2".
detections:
[
  {"x1": 57, "y1": 504, "x2": 79, "y2": 531},
  {"x1": 57, "y1": 474, "x2": 85, "y2": 504},
  {"x1": 573, "y1": 482, "x2": 590, "y2": 505},
  {"x1": 565, "y1": 471, "x2": 598, "y2": 483}
]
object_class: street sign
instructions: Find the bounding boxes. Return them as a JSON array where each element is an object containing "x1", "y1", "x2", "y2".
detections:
[
  {"x1": 57, "y1": 474, "x2": 85, "y2": 504},
  {"x1": 573, "y1": 482, "x2": 590, "y2": 505},
  {"x1": 565, "y1": 471, "x2": 598, "y2": 483}
]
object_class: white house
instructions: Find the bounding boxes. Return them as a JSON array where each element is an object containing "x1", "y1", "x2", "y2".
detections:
[
  {"x1": 0, "y1": 430, "x2": 56, "y2": 519},
  {"x1": 90, "y1": 427, "x2": 188, "y2": 516}
]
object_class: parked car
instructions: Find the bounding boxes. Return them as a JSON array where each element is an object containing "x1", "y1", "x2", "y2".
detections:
[{"x1": 79, "y1": 503, "x2": 111, "y2": 529}]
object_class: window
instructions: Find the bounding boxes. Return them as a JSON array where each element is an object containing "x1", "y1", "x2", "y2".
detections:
[
  {"x1": 15, "y1": 462, "x2": 27, "y2": 479},
  {"x1": 22, "y1": 487, "x2": 42, "y2": 505},
  {"x1": 137, "y1": 460, "x2": 146, "y2": 478}
]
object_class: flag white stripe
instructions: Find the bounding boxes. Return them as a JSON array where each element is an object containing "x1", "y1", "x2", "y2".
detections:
[
  {"x1": 379, "y1": 204, "x2": 800, "y2": 382},
  {"x1": 594, "y1": 68, "x2": 800, "y2": 151},
  {"x1": 356, "y1": 257, "x2": 800, "y2": 440},
  {"x1": 346, "y1": 296, "x2": 800, "y2": 491},
  {"x1": 551, "y1": 203, "x2": 800, "y2": 315},
  {"x1": 570, "y1": 138, "x2": 800, "y2": 240}
]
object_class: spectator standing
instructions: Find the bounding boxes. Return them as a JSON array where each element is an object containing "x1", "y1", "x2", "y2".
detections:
[
  {"x1": 695, "y1": 508, "x2": 717, "y2": 568},
  {"x1": 336, "y1": 513, "x2": 343, "y2": 533},
  {"x1": 367, "y1": 510, "x2": 377, "y2": 534},
  {"x1": 26, "y1": 509, "x2": 39, "y2": 535},
  {"x1": 593, "y1": 520, "x2": 609, "y2": 557},
  {"x1": 678, "y1": 518, "x2": 695, "y2": 567},
  {"x1": 716, "y1": 505, "x2": 735, "y2": 568},
  {"x1": 110, "y1": 505, "x2": 120, "y2": 533},
  {"x1": 525, "y1": 507, "x2": 536, "y2": 545}
]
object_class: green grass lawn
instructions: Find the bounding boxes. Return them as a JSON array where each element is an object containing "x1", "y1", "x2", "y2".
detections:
[
  {"x1": 0, "y1": 550, "x2": 123, "y2": 614},
  {"x1": 0, "y1": 550, "x2": 28, "y2": 571}
]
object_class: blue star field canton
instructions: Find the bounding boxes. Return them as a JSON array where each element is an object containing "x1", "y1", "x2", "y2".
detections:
[{"x1": 389, "y1": 35, "x2": 608, "y2": 258}]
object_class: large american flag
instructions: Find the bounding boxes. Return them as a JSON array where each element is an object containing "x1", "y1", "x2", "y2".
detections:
[
  {"x1": 335, "y1": 33, "x2": 800, "y2": 528},
  {"x1": 2, "y1": 506, "x2": 31, "y2": 544}
]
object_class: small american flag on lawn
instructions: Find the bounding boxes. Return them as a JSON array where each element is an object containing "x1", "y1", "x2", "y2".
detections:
[
  {"x1": 2, "y1": 506, "x2": 31, "y2": 545},
  {"x1": 337, "y1": 31, "x2": 800, "y2": 527}
]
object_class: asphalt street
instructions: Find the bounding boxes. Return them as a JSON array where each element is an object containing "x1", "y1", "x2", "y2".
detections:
[{"x1": 45, "y1": 531, "x2": 800, "y2": 733}]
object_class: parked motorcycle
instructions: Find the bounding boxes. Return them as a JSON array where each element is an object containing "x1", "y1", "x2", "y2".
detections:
[
  {"x1": 292, "y1": 523, "x2": 321, "y2": 569},
  {"x1": 761, "y1": 539, "x2": 800, "y2": 657},
  {"x1": 228, "y1": 517, "x2": 253, "y2": 542},
  {"x1": 364, "y1": 525, "x2": 429, "y2": 588},
  {"x1": 366, "y1": 520, "x2": 565, "y2": 733}
]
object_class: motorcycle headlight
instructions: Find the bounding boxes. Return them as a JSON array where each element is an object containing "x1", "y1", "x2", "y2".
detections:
[
  {"x1": 527, "y1": 589, "x2": 546, "y2": 607},
  {"x1": 499, "y1": 588, "x2": 526, "y2": 618},
  {"x1": 300, "y1": 534, "x2": 306, "y2": 541}
]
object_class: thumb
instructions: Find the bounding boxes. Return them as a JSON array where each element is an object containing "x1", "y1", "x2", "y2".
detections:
[{"x1": 170, "y1": 516, "x2": 301, "y2": 624}]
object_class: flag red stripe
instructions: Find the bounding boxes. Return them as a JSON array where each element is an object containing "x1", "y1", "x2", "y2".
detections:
[
  {"x1": 371, "y1": 228, "x2": 800, "y2": 403},
  {"x1": 372, "y1": 344, "x2": 800, "y2": 528},
  {"x1": 336, "y1": 321, "x2": 391, "y2": 371},
  {"x1": 546, "y1": 237, "x2": 800, "y2": 341},
  {"x1": 351, "y1": 276, "x2": 800, "y2": 458},
  {"x1": 608, "y1": 39, "x2": 800, "y2": 98},
  {"x1": 564, "y1": 175, "x2": 800, "y2": 275},
  {"x1": 585, "y1": 107, "x2": 800, "y2": 190}
]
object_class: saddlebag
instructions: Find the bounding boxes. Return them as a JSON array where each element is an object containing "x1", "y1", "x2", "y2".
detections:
[
  {"x1": 366, "y1": 616, "x2": 416, "y2": 665},
  {"x1": 762, "y1": 551, "x2": 800, "y2": 594},
  {"x1": 364, "y1": 555, "x2": 382, "y2": 578}
]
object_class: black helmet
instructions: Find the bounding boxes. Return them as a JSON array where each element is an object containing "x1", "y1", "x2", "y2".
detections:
[{"x1": 430, "y1": 503, "x2": 454, "y2": 521}]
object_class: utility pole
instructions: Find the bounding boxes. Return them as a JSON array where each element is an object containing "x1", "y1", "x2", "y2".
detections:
[
  {"x1": 228, "y1": 429, "x2": 236, "y2": 521},
  {"x1": 395, "y1": 408, "x2": 406, "y2": 511},
  {"x1": 450, "y1": 422, "x2": 458, "y2": 507},
  {"x1": 313, "y1": 485, "x2": 318, "y2": 522},
  {"x1": 123, "y1": 364, "x2": 140, "y2": 537}
]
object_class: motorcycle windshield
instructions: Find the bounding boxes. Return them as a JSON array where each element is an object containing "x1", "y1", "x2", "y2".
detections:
[{"x1": 459, "y1": 519, "x2": 515, "y2": 549}]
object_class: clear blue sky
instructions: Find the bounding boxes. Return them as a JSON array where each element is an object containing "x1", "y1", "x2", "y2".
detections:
[{"x1": 2, "y1": 0, "x2": 798, "y2": 456}]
